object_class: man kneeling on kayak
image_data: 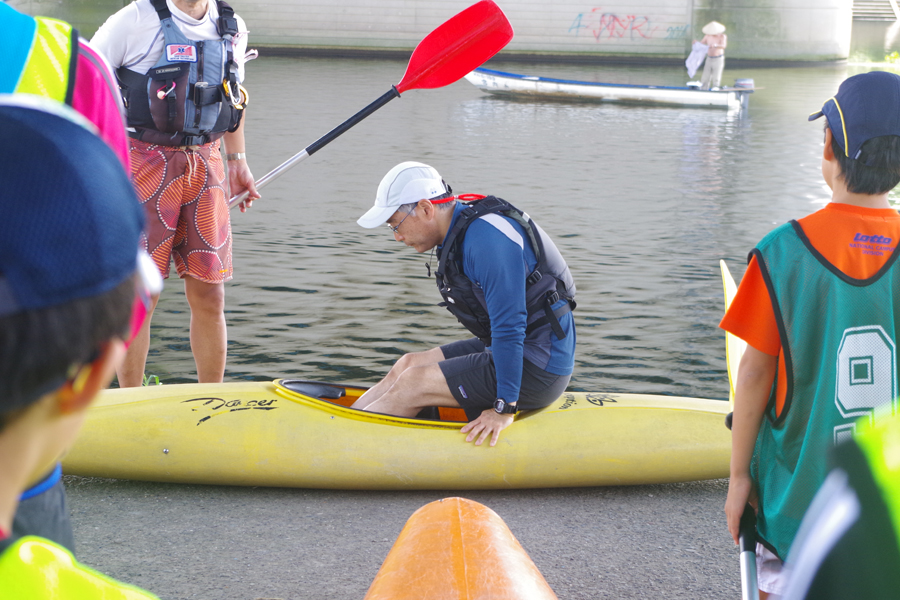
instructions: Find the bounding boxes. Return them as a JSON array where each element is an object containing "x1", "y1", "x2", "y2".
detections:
[{"x1": 353, "y1": 162, "x2": 577, "y2": 446}]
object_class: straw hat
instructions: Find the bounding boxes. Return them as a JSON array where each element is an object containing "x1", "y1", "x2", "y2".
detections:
[{"x1": 702, "y1": 21, "x2": 726, "y2": 35}]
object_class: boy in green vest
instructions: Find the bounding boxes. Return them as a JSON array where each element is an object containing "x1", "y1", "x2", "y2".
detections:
[
  {"x1": 720, "y1": 71, "x2": 900, "y2": 597},
  {"x1": 0, "y1": 99, "x2": 158, "y2": 598}
]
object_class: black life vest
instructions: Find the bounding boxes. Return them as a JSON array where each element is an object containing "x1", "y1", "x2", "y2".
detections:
[
  {"x1": 115, "y1": 0, "x2": 245, "y2": 146},
  {"x1": 435, "y1": 196, "x2": 576, "y2": 346}
]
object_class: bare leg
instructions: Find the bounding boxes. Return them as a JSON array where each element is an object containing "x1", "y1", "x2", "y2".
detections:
[
  {"x1": 183, "y1": 277, "x2": 226, "y2": 383},
  {"x1": 353, "y1": 347, "x2": 446, "y2": 410},
  {"x1": 364, "y1": 363, "x2": 459, "y2": 418},
  {"x1": 116, "y1": 294, "x2": 160, "y2": 388}
]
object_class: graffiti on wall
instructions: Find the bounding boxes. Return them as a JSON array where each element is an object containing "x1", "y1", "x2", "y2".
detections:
[
  {"x1": 569, "y1": 8, "x2": 688, "y2": 42},
  {"x1": 665, "y1": 24, "x2": 689, "y2": 40}
]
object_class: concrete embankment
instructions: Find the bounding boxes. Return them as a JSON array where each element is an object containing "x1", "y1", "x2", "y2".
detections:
[{"x1": 12, "y1": 0, "x2": 851, "y2": 63}]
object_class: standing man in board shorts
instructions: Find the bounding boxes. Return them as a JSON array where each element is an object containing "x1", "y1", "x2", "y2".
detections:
[{"x1": 93, "y1": 0, "x2": 260, "y2": 387}]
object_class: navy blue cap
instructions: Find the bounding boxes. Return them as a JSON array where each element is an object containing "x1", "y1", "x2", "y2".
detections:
[
  {"x1": 809, "y1": 71, "x2": 900, "y2": 162},
  {"x1": 0, "y1": 97, "x2": 145, "y2": 316}
]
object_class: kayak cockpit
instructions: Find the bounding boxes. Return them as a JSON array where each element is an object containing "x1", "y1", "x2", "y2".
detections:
[{"x1": 276, "y1": 379, "x2": 469, "y2": 423}]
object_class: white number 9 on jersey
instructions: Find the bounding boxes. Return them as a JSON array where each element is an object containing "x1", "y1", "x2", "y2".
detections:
[{"x1": 834, "y1": 325, "x2": 898, "y2": 445}]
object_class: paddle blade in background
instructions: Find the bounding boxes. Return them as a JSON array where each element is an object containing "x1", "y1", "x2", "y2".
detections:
[
  {"x1": 396, "y1": 0, "x2": 514, "y2": 93},
  {"x1": 720, "y1": 260, "x2": 747, "y2": 408},
  {"x1": 229, "y1": 0, "x2": 514, "y2": 208}
]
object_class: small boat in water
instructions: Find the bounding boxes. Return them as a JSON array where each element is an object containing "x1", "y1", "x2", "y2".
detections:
[
  {"x1": 63, "y1": 378, "x2": 730, "y2": 489},
  {"x1": 464, "y1": 67, "x2": 753, "y2": 110}
]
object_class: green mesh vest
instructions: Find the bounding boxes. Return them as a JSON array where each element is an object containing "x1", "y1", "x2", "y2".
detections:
[{"x1": 751, "y1": 220, "x2": 900, "y2": 560}]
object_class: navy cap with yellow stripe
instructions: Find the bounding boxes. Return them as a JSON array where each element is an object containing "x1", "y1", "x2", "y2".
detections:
[
  {"x1": 809, "y1": 71, "x2": 900, "y2": 165},
  {"x1": 0, "y1": 96, "x2": 145, "y2": 317}
]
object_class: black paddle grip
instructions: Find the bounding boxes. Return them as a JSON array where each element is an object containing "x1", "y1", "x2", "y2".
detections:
[
  {"x1": 306, "y1": 86, "x2": 401, "y2": 156},
  {"x1": 739, "y1": 504, "x2": 757, "y2": 553}
]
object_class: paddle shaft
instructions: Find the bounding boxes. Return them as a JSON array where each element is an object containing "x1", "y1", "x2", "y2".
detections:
[
  {"x1": 739, "y1": 504, "x2": 760, "y2": 600},
  {"x1": 228, "y1": 86, "x2": 401, "y2": 209}
]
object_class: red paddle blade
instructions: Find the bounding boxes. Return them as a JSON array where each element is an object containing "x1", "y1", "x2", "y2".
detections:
[{"x1": 396, "y1": 0, "x2": 513, "y2": 94}]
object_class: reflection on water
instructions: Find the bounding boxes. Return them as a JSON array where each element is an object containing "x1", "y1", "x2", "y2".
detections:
[{"x1": 140, "y1": 57, "x2": 886, "y2": 402}]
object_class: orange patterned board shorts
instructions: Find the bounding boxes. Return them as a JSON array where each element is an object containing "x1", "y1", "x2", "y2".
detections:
[{"x1": 129, "y1": 138, "x2": 232, "y2": 283}]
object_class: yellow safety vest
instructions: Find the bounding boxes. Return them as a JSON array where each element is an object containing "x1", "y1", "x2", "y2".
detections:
[
  {"x1": 0, "y1": 537, "x2": 158, "y2": 600},
  {"x1": 2, "y1": 5, "x2": 76, "y2": 104},
  {"x1": 855, "y1": 415, "x2": 900, "y2": 550}
]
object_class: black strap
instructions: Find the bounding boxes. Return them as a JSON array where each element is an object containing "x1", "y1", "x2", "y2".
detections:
[
  {"x1": 524, "y1": 294, "x2": 575, "y2": 338},
  {"x1": 436, "y1": 197, "x2": 518, "y2": 280},
  {"x1": 115, "y1": 66, "x2": 145, "y2": 90},
  {"x1": 64, "y1": 28, "x2": 79, "y2": 106},
  {"x1": 215, "y1": 0, "x2": 241, "y2": 109},
  {"x1": 544, "y1": 299, "x2": 566, "y2": 340},
  {"x1": 149, "y1": 0, "x2": 171, "y2": 20},
  {"x1": 166, "y1": 87, "x2": 177, "y2": 129},
  {"x1": 216, "y1": 0, "x2": 239, "y2": 36},
  {"x1": 526, "y1": 269, "x2": 542, "y2": 286},
  {"x1": 128, "y1": 129, "x2": 212, "y2": 146},
  {"x1": 192, "y1": 83, "x2": 222, "y2": 105}
]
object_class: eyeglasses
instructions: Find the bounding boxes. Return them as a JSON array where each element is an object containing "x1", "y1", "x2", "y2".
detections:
[{"x1": 386, "y1": 209, "x2": 414, "y2": 234}]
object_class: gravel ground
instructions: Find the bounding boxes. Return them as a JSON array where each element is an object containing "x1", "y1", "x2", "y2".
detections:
[{"x1": 65, "y1": 476, "x2": 739, "y2": 599}]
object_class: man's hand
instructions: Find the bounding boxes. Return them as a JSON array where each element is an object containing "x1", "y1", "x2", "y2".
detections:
[
  {"x1": 226, "y1": 157, "x2": 260, "y2": 213},
  {"x1": 460, "y1": 408, "x2": 515, "y2": 447}
]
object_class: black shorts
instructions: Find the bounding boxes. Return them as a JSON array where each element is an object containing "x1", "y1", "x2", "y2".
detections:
[{"x1": 438, "y1": 338, "x2": 571, "y2": 421}]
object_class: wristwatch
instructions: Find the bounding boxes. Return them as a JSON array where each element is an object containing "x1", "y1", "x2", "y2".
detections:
[{"x1": 493, "y1": 398, "x2": 518, "y2": 415}]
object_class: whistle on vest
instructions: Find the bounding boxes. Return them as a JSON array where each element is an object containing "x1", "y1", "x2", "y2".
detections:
[{"x1": 156, "y1": 81, "x2": 176, "y2": 100}]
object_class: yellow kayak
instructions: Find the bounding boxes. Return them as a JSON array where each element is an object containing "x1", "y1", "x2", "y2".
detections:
[
  {"x1": 720, "y1": 259, "x2": 747, "y2": 407},
  {"x1": 63, "y1": 379, "x2": 730, "y2": 489}
]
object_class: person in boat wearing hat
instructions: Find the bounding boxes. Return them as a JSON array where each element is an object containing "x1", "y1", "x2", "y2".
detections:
[
  {"x1": 0, "y1": 99, "x2": 160, "y2": 597},
  {"x1": 354, "y1": 162, "x2": 577, "y2": 447},
  {"x1": 698, "y1": 21, "x2": 727, "y2": 90},
  {"x1": 721, "y1": 71, "x2": 900, "y2": 598}
]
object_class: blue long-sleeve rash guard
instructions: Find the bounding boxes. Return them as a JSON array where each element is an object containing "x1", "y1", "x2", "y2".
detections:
[{"x1": 445, "y1": 204, "x2": 575, "y2": 403}]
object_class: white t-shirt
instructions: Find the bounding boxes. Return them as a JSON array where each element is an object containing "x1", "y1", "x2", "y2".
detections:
[{"x1": 91, "y1": 0, "x2": 248, "y2": 81}]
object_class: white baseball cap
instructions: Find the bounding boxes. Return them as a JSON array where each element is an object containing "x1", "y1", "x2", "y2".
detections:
[{"x1": 357, "y1": 162, "x2": 448, "y2": 228}]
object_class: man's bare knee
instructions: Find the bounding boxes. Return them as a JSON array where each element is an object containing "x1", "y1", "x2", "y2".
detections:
[
  {"x1": 185, "y1": 279, "x2": 225, "y2": 314},
  {"x1": 392, "y1": 352, "x2": 414, "y2": 372},
  {"x1": 392, "y1": 349, "x2": 435, "y2": 374}
]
